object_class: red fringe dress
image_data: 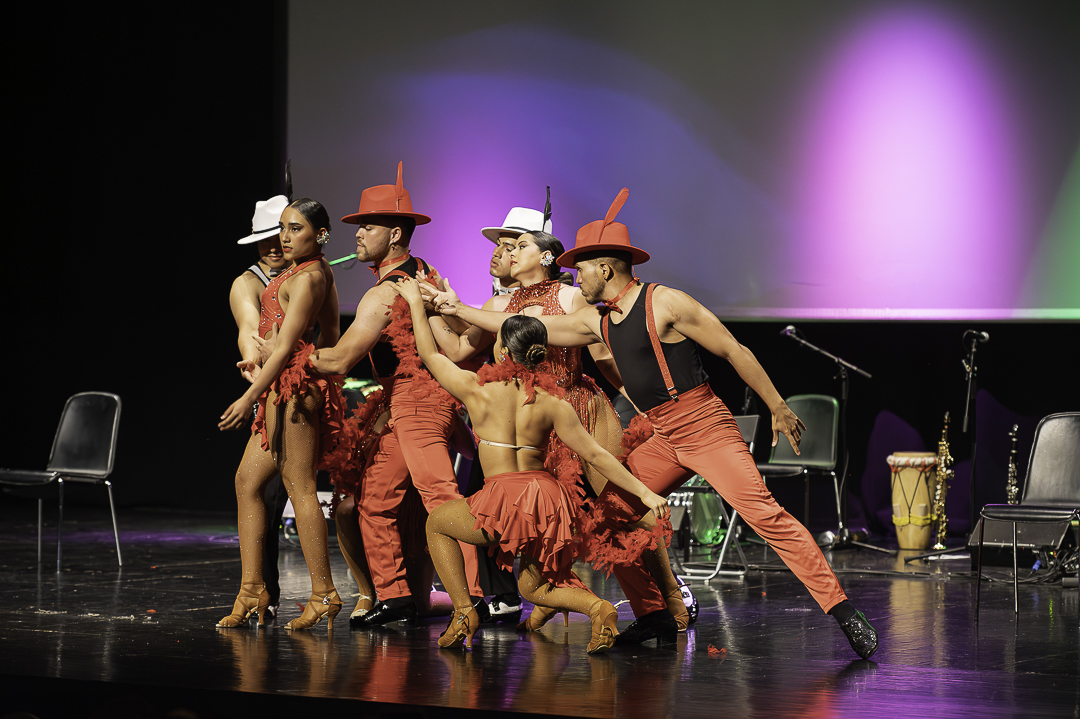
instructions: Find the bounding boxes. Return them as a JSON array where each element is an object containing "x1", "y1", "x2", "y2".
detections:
[
  {"x1": 464, "y1": 361, "x2": 587, "y2": 589},
  {"x1": 250, "y1": 254, "x2": 345, "y2": 467}
]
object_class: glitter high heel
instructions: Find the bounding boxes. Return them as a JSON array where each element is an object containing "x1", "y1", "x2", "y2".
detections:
[
  {"x1": 438, "y1": 607, "x2": 480, "y2": 649},
  {"x1": 217, "y1": 583, "x2": 271, "y2": 628},
  {"x1": 586, "y1": 599, "x2": 619, "y2": 654},
  {"x1": 284, "y1": 589, "x2": 343, "y2": 631},
  {"x1": 516, "y1": 605, "x2": 569, "y2": 631}
]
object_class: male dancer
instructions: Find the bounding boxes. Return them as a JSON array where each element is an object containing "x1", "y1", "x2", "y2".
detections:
[
  {"x1": 307, "y1": 162, "x2": 483, "y2": 626},
  {"x1": 485, "y1": 208, "x2": 525, "y2": 297},
  {"x1": 429, "y1": 188, "x2": 878, "y2": 659},
  {"x1": 228, "y1": 195, "x2": 291, "y2": 619},
  {"x1": 431, "y1": 206, "x2": 550, "y2": 622}
]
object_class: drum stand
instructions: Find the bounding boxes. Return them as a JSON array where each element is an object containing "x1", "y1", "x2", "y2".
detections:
[
  {"x1": 784, "y1": 330, "x2": 893, "y2": 555},
  {"x1": 904, "y1": 331, "x2": 983, "y2": 564}
]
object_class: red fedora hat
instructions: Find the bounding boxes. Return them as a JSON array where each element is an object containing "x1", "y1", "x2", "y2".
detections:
[
  {"x1": 556, "y1": 187, "x2": 649, "y2": 268},
  {"x1": 340, "y1": 161, "x2": 431, "y2": 225}
]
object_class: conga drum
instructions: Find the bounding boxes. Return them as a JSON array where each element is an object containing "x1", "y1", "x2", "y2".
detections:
[{"x1": 887, "y1": 452, "x2": 938, "y2": 549}]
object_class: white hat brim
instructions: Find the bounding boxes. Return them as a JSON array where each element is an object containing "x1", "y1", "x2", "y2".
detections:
[
  {"x1": 481, "y1": 226, "x2": 532, "y2": 243},
  {"x1": 237, "y1": 227, "x2": 282, "y2": 245}
]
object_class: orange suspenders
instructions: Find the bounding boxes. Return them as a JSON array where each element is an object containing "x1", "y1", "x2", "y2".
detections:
[{"x1": 601, "y1": 283, "x2": 679, "y2": 404}]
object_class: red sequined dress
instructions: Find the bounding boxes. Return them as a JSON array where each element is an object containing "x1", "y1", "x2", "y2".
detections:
[
  {"x1": 503, "y1": 280, "x2": 625, "y2": 490},
  {"x1": 250, "y1": 254, "x2": 345, "y2": 467}
]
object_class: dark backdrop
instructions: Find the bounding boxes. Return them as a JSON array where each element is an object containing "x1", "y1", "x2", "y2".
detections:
[{"x1": 4, "y1": 5, "x2": 1077, "y2": 543}]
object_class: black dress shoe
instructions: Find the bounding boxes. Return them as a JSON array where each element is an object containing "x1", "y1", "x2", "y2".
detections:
[
  {"x1": 471, "y1": 597, "x2": 491, "y2": 624},
  {"x1": 486, "y1": 593, "x2": 523, "y2": 624},
  {"x1": 613, "y1": 609, "x2": 678, "y2": 646},
  {"x1": 839, "y1": 610, "x2": 878, "y2": 659},
  {"x1": 350, "y1": 598, "x2": 418, "y2": 627}
]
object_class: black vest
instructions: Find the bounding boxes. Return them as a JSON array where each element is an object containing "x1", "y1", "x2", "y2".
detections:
[
  {"x1": 369, "y1": 256, "x2": 431, "y2": 380},
  {"x1": 603, "y1": 283, "x2": 708, "y2": 412}
]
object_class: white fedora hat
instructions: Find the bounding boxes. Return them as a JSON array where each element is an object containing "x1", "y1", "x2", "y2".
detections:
[
  {"x1": 481, "y1": 207, "x2": 553, "y2": 244},
  {"x1": 237, "y1": 195, "x2": 289, "y2": 244}
]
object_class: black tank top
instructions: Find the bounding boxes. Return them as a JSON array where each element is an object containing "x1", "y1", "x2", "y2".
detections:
[
  {"x1": 603, "y1": 283, "x2": 708, "y2": 412},
  {"x1": 246, "y1": 264, "x2": 275, "y2": 287},
  {"x1": 369, "y1": 256, "x2": 431, "y2": 380}
]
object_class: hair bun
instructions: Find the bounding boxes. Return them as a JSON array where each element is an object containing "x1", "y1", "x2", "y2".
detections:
[{"x1": 524, "y1": 343, "x2": 547, "y2": 367}]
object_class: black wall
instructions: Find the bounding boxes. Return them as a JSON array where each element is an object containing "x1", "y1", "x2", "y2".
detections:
[
  {"x1": 5, "y1": 6, "x2": 1077, "y2": 533},
  {"x1": 7, "y1": 4, "x2": 287, "y2": 510}
]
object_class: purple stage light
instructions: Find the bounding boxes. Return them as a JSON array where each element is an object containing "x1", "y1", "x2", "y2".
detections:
[{"x1": 790, "y1": 5, "x2": 1028, "y2": 317}]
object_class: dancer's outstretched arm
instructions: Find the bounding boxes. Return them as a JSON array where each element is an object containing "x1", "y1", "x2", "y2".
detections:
[
  {"x1": 425, "y1": 279, "x2": 602, "y2": 349},
  {"x1": 546, "y1": 397, "x2": 668, "y2": 519}
]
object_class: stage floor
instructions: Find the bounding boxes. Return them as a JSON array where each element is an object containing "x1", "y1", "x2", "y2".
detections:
[{"x1": 0, "y1": 502, "x2": 1076, "y2": 719}]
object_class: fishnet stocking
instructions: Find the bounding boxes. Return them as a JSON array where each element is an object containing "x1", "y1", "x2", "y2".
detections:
[
  {"x1": 335, "y1": 496, "x2": 375, "y2": 612},
  {"x1": 633, "y1": 510, "x2": 680, "y2": 599},
  {"x1": 235, "y1": 387, "x2": 335, "y2": 597},
  {"x1": 234, "y1": 433, "x2": 279, "y2": 588},
  {"x1": 517, "y1": 556, "x2": 600, "y2": 617},
  {"x1": 426, "y1": 498, "x2": 602, "y2": 617},
  {"x1": 426, "y1": 499, "x2": 495, "y2": 610},
  {"x1": 580, "y1": 391, "x2": 625, "y2": 496}
]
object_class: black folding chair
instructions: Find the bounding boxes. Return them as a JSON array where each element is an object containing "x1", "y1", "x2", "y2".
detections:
[
  {"x1": 975, "y1": 412, "x2": 1080, "y2": 621},
  {"x1": 0, "y1": 392, "x2": 122, "y2": 570}
]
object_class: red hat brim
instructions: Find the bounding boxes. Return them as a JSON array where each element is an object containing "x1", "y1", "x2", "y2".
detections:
[
  {"x1": 557, "y1": 243, "x2": 650, "y2": 269},
  {"x1": 340, "y1": 210, "x2": 431, "y2": 225}
]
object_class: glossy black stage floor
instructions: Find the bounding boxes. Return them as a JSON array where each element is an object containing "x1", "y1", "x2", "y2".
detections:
[{"x1": 1, "y1": 502, "x2": 1077, "y2": 719}]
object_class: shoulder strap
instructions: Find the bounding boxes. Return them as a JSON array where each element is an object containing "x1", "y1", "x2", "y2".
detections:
[
  {"x1": 645, "y1": 284, "x2": 678, "y2": 402},
  {"x1": 600, "y1": 311, "x2": 611, "y2": 349},
  {"x1": 247, "y1": 264, "x2": 272, "y2": 287}
]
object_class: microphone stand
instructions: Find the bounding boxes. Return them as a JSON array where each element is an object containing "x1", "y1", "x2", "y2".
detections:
[
  {"x1": 783, "y1": 332, "x2": 892, "y2": 554},
  {"x1": 904, "y1": 332, "x2": 981, "y2": 564}
]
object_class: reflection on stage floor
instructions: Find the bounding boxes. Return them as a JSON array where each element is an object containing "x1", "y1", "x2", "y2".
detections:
[{"x1": 0, "y1": 502, "x2": 1076, "y2": 719}]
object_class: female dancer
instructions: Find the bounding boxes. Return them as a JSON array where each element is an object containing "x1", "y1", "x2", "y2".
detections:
[
  {"x1": 217, "y1": 198, "x2": 345, "y2": 630},
  {"x1": 434, "y1": 230, "x2": 695, "y2": 631},
  {"x1": 391, "y1": 278, "x2": 668, "y2": 652}
]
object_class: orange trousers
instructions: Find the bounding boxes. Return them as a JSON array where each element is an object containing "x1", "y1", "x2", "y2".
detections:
[
  {"x1": 359, "y1": 378, "x2": 481, "y2": 600},
  {"x1": 601, "y1": 383, "x2": 847, "y2": 617}
]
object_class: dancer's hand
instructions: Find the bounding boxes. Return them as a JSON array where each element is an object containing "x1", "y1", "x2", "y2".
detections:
[
  {"x1": 237, "y1": 359, "x2": 261, "y2": 383},
  {"x1": 389, "y1": 277, "x2": 425, "y2": 307},
  {"x1": 219, "y1": 396, "x2": 253, "y2": 431},
  {"x1": 771, "y1": 402, "x2": 806, "y2": 455},
  {"x1": 425, "y1": 280, "x2": 463, "y2": 316},
  {"x1": 253, "y1": 323, "x2": 279, "y2": 364},
  {"x1": 641, "y1": 491, "x2": 670, "y2": 520}
]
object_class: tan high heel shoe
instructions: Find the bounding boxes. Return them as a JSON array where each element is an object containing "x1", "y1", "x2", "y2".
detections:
[
  {"x1": 516, "y1": 605, "x2": 570, "y2": 632},
  {"x1": 586, "y1": 599, "x2": 619, "y2": 654},
  {"x1": 350, "y1": 594, "x2": 374, "y2": 620},
  {"x1": 438, "y1": 607, "x2": 480, "y2": 649},
  {"x1": 217, "y1": 583, "x2": 271, "y2": 628},
  {"x1": 663, "y1": 587, "x2": 690, "y2": 632},
  {"x1": 284, "y1": 589, "x2": 343, "y2": 631}
]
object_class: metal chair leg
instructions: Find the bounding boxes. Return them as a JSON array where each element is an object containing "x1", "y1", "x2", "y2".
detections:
[
  {"x1": 1011, "y1": 521, "x2": 1018, "y2": 615},
  {"x1": 106, "y1": 480, "x2": 122, "y2": 567},
  {"x1": 832, "y1": 472, "x2": 842, "y2": 528},
  {"x1": 37, "y1": 498, "x2": 43, "y2": 565},
  {"x1": 56, "y1": 478, "x2": 64, "y2": 573},
  {"x1": 803, "y1": 471, "x2": 810, "y2": 527},
  {"x1": 975, "y1": 514, "x2": 984, "y2": 624}
]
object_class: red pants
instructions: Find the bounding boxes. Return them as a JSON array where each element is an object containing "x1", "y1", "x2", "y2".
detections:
[
  {"x1": 359, "y1": 378, "x2": 481, "y2": 600},
  {"x1": 601, "y1": 383, "x2": 847, "y2": 616}
]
